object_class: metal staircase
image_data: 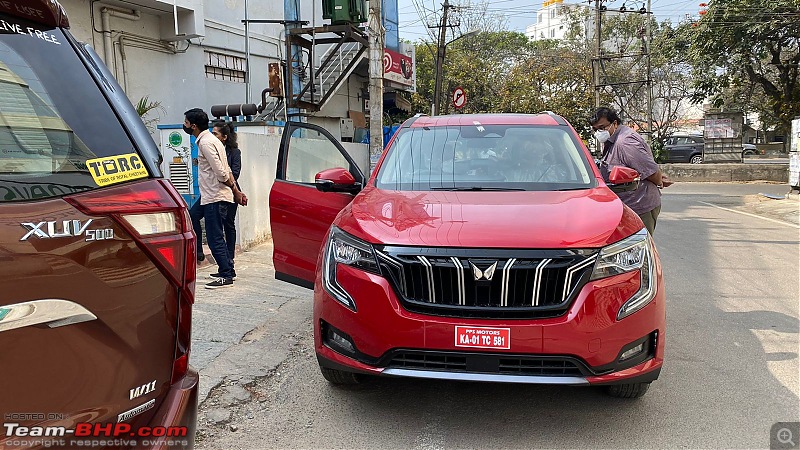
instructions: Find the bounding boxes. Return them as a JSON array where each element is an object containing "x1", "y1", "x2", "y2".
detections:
[
  {"x1": 285, "y1": 24, "x2": 368, "y2": 112},
  {"x1": 301, "y1": 42, "x2": 365, "y2": 109}
]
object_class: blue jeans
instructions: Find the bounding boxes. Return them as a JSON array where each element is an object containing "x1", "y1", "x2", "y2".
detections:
[
  {"x1": 203, "y1": 201, "x2": 234, "y2": 278},
  {"x1": 224, "y1": 201, "x2": 238, "y2": 262},
  {"x1": 189, "y1": 199, "x2": 204, "y2": 257}
]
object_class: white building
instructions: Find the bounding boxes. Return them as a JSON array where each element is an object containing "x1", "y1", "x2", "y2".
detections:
[
  {"x1": 525, "y1": 0, "x2": 627, "y2": 42},
  {"x1": 526, "y1": 0, "x2": 577, "y2": 41}
]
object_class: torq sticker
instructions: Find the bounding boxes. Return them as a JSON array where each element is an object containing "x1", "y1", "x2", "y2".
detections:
[{"x1": 86, "y1": 153, "x2": 149, "y2": 186}]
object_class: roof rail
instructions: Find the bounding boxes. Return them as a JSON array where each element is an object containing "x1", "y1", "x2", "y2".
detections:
[
  {"x1": 538, "y1": 110, "x2": 567, "y2": 126},
  {"x1": 403, "y1": 113, "x2": 429, "y2": 128}
]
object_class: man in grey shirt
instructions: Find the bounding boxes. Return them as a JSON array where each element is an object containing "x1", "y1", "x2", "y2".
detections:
[{"x1": 589, "y1": 107, "x2": 672, "y2": 234}]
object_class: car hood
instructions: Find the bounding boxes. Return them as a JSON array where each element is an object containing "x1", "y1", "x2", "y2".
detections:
[{"x1": 339, "y1": 186, "x2": 643, "y2": 249}]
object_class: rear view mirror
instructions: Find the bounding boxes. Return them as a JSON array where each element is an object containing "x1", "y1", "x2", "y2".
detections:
[
  {"x1": 315, "y1": 167, "x2": 361, "y2": 194},
  {"x1": 607, "y1": 166, "x2": 640, "y2": 193}
]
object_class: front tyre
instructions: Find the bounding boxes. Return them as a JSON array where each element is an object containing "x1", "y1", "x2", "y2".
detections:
[
  {"x1": 605, "y1": 382, "x2": 651, "y2": 398},
  {"x1": 320, "y1": 365, "x2": 360, "y2": 385},
  {"x1": 690, "y1": 154, "x2": 703, "y2": 164}
]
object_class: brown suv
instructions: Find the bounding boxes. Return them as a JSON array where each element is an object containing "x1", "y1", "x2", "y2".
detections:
[{"x1": 0, "y1": 2, "x2": 197, "y2": 448}]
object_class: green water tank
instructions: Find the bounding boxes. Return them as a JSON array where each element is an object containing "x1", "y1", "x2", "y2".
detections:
[{"x1": 322, "y1": 0, "x2": 367, "y2": 25}]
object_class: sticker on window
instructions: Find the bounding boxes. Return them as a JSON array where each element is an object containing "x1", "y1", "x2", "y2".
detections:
[{"x1": 86, "y1": 153, "x2": 149, "y2": 187}]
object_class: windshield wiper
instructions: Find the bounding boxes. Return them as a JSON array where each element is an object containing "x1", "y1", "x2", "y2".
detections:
[{"x1": 431, "y1": 186, "x2": 525, "y2": 191}]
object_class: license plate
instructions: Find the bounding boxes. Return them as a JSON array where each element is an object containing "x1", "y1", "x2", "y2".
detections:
[{"x1": 455, "y1": 326, "x2": 510, "y2": 350}]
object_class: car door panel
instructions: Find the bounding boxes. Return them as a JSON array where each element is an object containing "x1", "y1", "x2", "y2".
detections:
[
  {"x1": 270, "y1": 122, "x2": 365, "y2": 288},
  {"x1": 270, "y1": 181, "x2": 354, "y2": 287}
]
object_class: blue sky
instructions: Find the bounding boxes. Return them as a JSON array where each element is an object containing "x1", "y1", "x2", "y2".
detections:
[{"x1": 397, "y1": 0, "x2": 701, "y2": 41}]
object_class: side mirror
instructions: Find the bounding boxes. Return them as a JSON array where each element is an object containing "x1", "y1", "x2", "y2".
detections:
[
  {"x1": 607, "y1": 166, "x2": 640, "y2": 193},
  {"x1": 315, "y1": 167, "x2": 361, "y2": 194}
]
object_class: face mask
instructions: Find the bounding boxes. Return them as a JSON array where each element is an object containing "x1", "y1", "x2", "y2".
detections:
[
  {"x1": 183, "y1": 125, "x2": 194, "y2": 135},
  {"x1": 595, "y1": 130, "x2": 611, "y2": 144}
]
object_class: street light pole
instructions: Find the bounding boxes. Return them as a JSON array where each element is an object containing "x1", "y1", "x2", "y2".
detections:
[
  {"x1": 368, "y1": 0, "x2": 384, "y2": 171},
  {"x1": 432, "y1": 0, "x2": 451, "y2": 116},
  {"x1": 594, "y1": 0, "x2": 601, "y2": 108}
]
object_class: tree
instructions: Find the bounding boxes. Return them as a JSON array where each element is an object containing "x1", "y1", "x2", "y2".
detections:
[
  {"x1": 558, "y1": 6, "x2": 699, "y2": 141},
  {"x1": 409, "y1": 31, "x2": 531, "y2": 116},
  {"x1": 688, "y1": 0, "x2": 800, "y2": 142}
]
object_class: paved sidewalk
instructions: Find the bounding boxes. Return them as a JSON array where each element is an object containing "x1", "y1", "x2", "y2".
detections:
[
  {"x1": 190, "y1": 242, "x2": 310, "y2": 404},
  {"x1": 738, "y1": 192, "x2": 800, "y2": 226}
]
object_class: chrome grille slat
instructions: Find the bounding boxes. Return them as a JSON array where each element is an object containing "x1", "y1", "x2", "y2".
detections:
[
  {"x1": 562, "y1": 256, "x2": 597, "y2": 303},
  {"x1": 500, "y1": 258, "x2": 516, "y2": 307},
  {"x1": 532, "y1": 258, "x2": 551, "y2": 306},
  {"x1": 417, "y1": 256, "x2": 436, "y2": 304},
  {"x1": 450, "y1": 257, "x2": 466, "y2": 306}
]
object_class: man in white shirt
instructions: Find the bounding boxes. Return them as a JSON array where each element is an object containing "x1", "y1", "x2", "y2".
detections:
[{"x1": 183, "y1": 108, "x2": 246, "y2": 288}]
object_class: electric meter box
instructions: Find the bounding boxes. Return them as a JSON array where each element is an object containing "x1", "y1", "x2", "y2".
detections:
[
  {"x1": 158, "y1": 124, "x2": 199, "y2": 208},
  {"x1": 340, "y1": 118, "x2": 354, "y2": 139},
  {"x1": 322, "y1": 0, "x2": 367, "y2": 25}
]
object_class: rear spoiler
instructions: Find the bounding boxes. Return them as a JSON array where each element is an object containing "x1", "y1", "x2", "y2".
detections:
[{"x1": 0, "y1": 0, "x2": 70, "y2": 28}]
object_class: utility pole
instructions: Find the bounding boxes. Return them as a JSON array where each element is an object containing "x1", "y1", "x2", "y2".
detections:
[
  {"x1": 431, "y1": 0, "x2": 451, "y2": 116},
  {"x1": 594, "y1": 0, "x2": 601, "y2": 108},
  {"x1": 244, "y1": 0, "x2": 250, "y2": 104},
  {"x1": 368, "y1": 0, "x2": 385, "y2": 171},
  {"x1": 645, "y1": 0, "x2": 653, "y2": 139}
]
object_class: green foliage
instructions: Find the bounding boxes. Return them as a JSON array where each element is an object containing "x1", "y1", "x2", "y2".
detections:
[
  {"x1": 687, "y1": 0, "x2": 800, "y2": 137},
  {"x1": 135, "y1": 96, "x2": 164, "y2": 132},
  {"x1": 411, "y1": 31, "x2": 601, "y2": 140},
  {"x1": 650, "y1": 137, "x2": 667, "y2": 163}
]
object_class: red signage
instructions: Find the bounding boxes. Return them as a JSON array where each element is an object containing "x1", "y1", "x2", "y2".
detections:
[
  {"x1": 383, "y1": 48, "x2": 414, "y2": 87},
  {"x1": 452, "y1": 87, "x2": 466, "y2": 109}
]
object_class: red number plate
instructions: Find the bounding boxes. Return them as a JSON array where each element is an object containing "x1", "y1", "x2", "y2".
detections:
[{"x1": 454, "y1": 326, "x2": 511, "y2": 350}]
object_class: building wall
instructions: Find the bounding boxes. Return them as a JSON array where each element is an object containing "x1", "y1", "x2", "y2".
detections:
[
  {"x1": 234, "y1": 128, "x2": 368, "y2": 249},
  {"x1": 58, "y1": 0, "x2": 358, "y2": 131}
]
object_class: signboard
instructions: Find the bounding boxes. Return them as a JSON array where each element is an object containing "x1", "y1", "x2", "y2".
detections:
[
  {"x1": 268, "y1": 62, "x2": 283, "y2": 97},
  {"x1": 452, "y1": 87, "x2": 466, "y2": 109},
  {"x1": 790, "y1": 117, "x2": 800, "y2": 187},
  {"x1": 705, "y1": 118, "x2": 734, "y2": 139},
  {"x1": 382, "y1": 48, "x2": 414, "y2": 88}
]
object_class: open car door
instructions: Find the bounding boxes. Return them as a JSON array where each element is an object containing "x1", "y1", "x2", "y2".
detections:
[{"x1": 270, "y1": 122, "x2": 366, "y2": 288}]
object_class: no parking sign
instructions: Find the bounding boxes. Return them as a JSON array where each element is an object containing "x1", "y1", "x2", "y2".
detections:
[{"x1": 452, "y1": 87, "x2": 466, "y2": 109}]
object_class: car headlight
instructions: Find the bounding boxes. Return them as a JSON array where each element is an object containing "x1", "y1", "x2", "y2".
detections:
[
  {"x1": 322, "y1": 227, "x2": 380, "y2": 311},
  {"x1": 590, "y1": 229, "x2": 656, "y2": 320}
]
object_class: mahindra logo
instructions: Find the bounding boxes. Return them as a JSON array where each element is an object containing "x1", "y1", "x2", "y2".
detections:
[
  {"x1": 20, "y1": 220, "x2": 94, "y2": 241},
  {"x1": 470, "y1": 261, "x2": 498, "y2": 281}
]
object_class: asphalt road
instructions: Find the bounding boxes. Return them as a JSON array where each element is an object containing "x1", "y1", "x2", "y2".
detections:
[{"x1": 193, "y1": 182, "x2": 799, "y2": 450}]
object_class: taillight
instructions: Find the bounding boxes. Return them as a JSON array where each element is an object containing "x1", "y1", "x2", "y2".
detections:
[{"x1": 65, "y1": 179, "x2": 196, "y2": 385}]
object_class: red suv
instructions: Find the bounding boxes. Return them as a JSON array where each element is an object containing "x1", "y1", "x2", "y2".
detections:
[
  {"x1": 270, "y1": 113, "x2": 665, "y2": 398},
  {"x1": 1, "y1": 1, "x2": 197, "y2": 447}
]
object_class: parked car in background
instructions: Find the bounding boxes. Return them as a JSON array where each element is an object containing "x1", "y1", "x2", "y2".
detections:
[
  {"x1": 663, "y1": 134, "x2": 705, "y2": 164},
  {"x1": 664, "y1": 134, "x2": 762, "y2": 163},
  {"x1": 0, "y1": 1, "x2": 198, "y2": 448}
]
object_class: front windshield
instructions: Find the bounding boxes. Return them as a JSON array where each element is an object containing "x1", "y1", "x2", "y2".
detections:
[{"x1": 375, "y1": 124, "x2": 595, "y2": 191}]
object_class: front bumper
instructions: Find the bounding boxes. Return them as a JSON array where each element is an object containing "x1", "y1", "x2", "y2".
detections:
[{"x1": 313, "y1": 262, "x2": 666, "y2": 386}]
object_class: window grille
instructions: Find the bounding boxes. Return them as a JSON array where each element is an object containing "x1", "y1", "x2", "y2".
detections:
[{"x1": 205, "y1": 51, "x2": 247, "y2": 83}]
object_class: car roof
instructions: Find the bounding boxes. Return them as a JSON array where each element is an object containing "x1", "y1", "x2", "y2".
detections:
[
  {"x1": 0, "y1": 0, "x2": 70, "y2": 28},
  {"x1": 406, "y1": 113, "x2": 565, "y2": 128}
]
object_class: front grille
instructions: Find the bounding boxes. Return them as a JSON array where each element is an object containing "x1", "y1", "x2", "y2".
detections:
[
  {"x1": 376, "y1": 247, "x2": 598, "y2": 319},
  {"x1": 386, "y1": 350, "x2": 588, "y2": 377}
]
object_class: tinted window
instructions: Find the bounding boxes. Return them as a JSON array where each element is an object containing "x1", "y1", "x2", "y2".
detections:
[
  {"x1": 376, "y1": 125, "x2": 594, "y2": 191},
  {"x1": 0, "y1": 15, "x2": 142, "y2": 202},
  {"x1": 284, "y1": 126, "x2": 350, "y2": 184}
]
